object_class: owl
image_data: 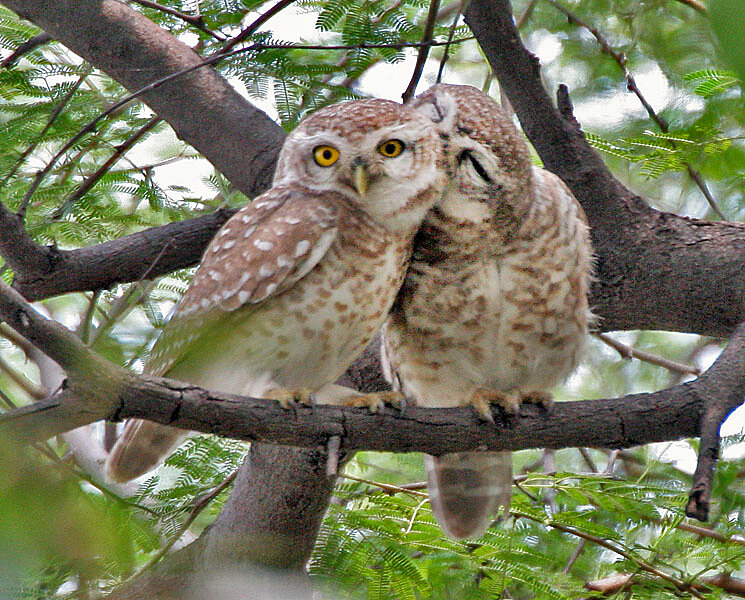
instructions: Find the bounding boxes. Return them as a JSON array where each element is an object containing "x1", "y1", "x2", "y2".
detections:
[
  {"x1": 381, "y1": 84, "x2": 593, "y2": 539},
  {"x1": 105, "y1": 98, "x2": 444, "y2": 482}
]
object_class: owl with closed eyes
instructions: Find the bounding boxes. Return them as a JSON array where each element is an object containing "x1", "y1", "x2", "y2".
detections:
[
  {"x1": 381, "y1": 84, "x2": 593, "y2": 539},
  {"x1": 106, "y1": 98, "x2": 444, "y2": 482}
]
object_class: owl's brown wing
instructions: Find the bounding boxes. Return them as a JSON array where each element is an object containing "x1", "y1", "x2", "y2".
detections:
[
  {"x1": 145, "y1": 185, "x2": 339, "y2": 377},
  {"x1": 107, "y1": 185, "x2": 341, "y2": 483}
]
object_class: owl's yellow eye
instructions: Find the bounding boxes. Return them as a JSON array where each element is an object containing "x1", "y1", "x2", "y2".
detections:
[
  {"x1": 313, "y1": 145, "x2": 340, "y2": 167},
  {"x1": 378, "y1": 139, "x2": 405, "y2": 158}
]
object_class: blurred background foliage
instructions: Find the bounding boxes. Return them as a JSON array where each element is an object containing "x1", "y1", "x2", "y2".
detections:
[{"x1": 0, "y1": 0, "x2": 744, "y2": 598}]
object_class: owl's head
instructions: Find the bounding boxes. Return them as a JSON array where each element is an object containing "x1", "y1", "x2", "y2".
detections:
[
  {"x1": 409, "y1": 84, "x2": 533, "y2": 228},
  {"x1": 273, "y1": 99, "x2": 444, "y2": 234}
]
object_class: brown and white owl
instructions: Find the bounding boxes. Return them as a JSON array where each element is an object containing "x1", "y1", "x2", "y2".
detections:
[
  {"x1": 381, "y1": 84, "x2": 593, "y2": 539},
  {"x1": 106, "y1": 98, "x2": 444, "y2": 482}
]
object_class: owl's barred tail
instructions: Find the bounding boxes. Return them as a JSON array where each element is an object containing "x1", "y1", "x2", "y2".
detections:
[
  {"x1": 105, "y1": 419, "x2": 188, "y2": 483},
  {"x1": 425, "y1": 450, "x2": 512, "y2": 540}
]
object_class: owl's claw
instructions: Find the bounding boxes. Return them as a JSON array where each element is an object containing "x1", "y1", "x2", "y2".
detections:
[
  {"x1": 470, "y1": 388, "x2": 554, "y2": 421},
  {"x1": 265, "y1": 387, "x2": 314, "y2": 409},
  {"x1": 338, "y1": 391, "x2": 405, "y2": 413}
]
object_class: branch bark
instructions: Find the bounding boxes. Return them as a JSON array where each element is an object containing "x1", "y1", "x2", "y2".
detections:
[{"x1": 2, "y1": 278, "x2": 745, "y2": 458}]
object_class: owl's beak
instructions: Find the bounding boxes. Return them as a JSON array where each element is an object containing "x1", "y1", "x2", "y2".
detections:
[{"x1": 353, "y1": 164, "x2": 369, "y2": 198}]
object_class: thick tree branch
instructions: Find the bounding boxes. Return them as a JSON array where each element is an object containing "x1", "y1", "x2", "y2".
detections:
[
  {"x1": 2, "y1": 0, "x2": 284, "y2": 199},
  {"x1": 2, "y1": 278, "x2": 745, "y2": 458}
]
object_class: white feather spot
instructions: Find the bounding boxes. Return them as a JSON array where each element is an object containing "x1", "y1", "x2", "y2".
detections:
[
  {"x1": 211, "y1": 243, "x2": 221, "y2": 253},
  {"x1": 239, "y1": 271, "x2": 252, "y2": 284},
  {"x1": 254, "y1": 239, "x2": 274, "y2": 251},
  {"x1": 243, "y1": 225, "x2": 257, "y2": 238},
  {"x1": 222, "y1": 240, "x2": 236, "y2": 250},
  {"x1": 200, "y1": 298, "x2": 211, "y2": 309},
  {"x1": 284, "y1": 216, "x2": 301, "y2": 225},
  {"x1": 276, "y1": 255, "x2": 293, "y2": 268},
  {"x1": 265, "y1": 282, "x2": 278, "y2": 296},
  {"x1": 259, "y1": 264, "x2": 276, "y2": 278},
  {"x1": 209, "y1": 270, "x2": 223, "y2": 281},
  {"x1": 219, "y1": 227, "x2": 231, "y2": 237},
  {"x1": 241, "y1": 213, "x2": 255, "y2": 224},
  {"x1": 238, "y1": 290, "x2": 250, "y2": 304},
  {"x1": 294, "y1": 240, "x2": 311, "y2": 257}
]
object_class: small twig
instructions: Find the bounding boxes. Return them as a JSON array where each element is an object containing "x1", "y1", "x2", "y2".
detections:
[
  {"x1": 126, "y1": 469, "x2": 238, "y2": 579},
  {"x1": 77, "y1": 290, "x2": 102, "y2": 345},
  {"x1": 605, "y1": 449, "x2": 619, "y2": 474},
  {"x1": 562, "y1": 539, "x2": 586, "y2": 574},
  {"x1": 339, "y1": 473, "x2": 428, "y2": 497},
  {"x1": 586, "y1": 571, "x2": 745, "y2": 598},
  {"x1": 578, "y1": 447, "x2": 598, "y2": 473},
  {"x1": 402, "y1": 0, "x2": 441, "y2": 102},
  {"x1": 515, "y1": 509, "x2": 706, "y2": 598},
  {"x1": 594, "y1": 332, "x2": 702, "y2": 376},
  {"x1": 129, "y1": 0, "x2": 226, "y2": 40},
  {"x1": 3, "y1": 69, "x2": 90, "y2": 206},
  {"x1": 218, "y1": 0, "x2": 297, "y2": 55},
  {"x1": 326, "y1": 435, "x2": 341, "y2": 477},
  {"x1": 0, "y1": 354, "x2": 45, "y2": 400},
  {"x1": 0, "y1": 32, "x2": 53, "y2": 69},
  {"x1": 436, "y1": 0, "x2": 463, "y2": 83},
  {"x1": 673, "y1": 0, "x2": 707, "y2": 13},
  {"x1": 545, "y1": 0, "x2": 726, "y2": 220},
  {"x1": 51, "y1": 116, "x2": 161, "y2": 220}
]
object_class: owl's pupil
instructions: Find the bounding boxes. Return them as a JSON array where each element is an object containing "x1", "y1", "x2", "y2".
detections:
[
  {"x1": 323, "y1": 149, "x2": 332, "y2": 160},
  {"x1": 385, "y1": 143, "x2": 396, "y2": 154}
]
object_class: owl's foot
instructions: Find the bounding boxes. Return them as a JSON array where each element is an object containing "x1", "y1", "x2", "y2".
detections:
[
  {"x1": 264, "y1": 387, "x2": 314, "y2": 409},
  {"x1": 470, "y1": 388, "x2": 554, "y2": 422},
  {"x1": 519, "y1": 390, "x2": 554, "y2": 411},
  {"x1": 338, "y1": 391, "x2": 405, "y2": 413}
]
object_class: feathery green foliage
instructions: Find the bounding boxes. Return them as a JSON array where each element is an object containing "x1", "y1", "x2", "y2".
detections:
[{"x1": 0, "y1": 0, "x2": 744, "y2": 598}]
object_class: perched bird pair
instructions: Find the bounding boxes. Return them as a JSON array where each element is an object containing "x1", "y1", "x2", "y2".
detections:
[{"x1": 106, "y1": 84, "x2": 593, "y2": 541}]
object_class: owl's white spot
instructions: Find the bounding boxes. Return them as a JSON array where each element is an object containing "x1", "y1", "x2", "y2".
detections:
[
  {"x1": 294, "y1": 240, "x2": 311, "y2": 257},
  {"x1": 265, "y1": 282, "x2": 278, "y2": 296},
  {"x1": 211, "y1": 243, "x2": 221, "y2": 253},
  {"x1": 221, "y1": 289, "x2": 234, "y2": 301},
  {"x1": 200, "y1": 298, "x2": 211, "y2": 309},
  {"x1": 222, "y1": 240, "x2": 236, "y2": 250},
  {"x1": 241, "y1": 213, "x2": 255, "y2": 224},
  {"x1": 259, "y1": 264, "x2": 276, "y2": 278},
  {"x1": 238, "y1": 290, "x2": 251, "y2": 304},
  {"x1": 283, "y1": 216, "x2": 301, "y2": 225},
  {"x1": 239, "y1": 271, "x2": 252, "y2": 284},
  {"x1": 254, "y1": 199, "x2": 280, "y2": 210},
  {"x1": 219, "y1": 227, "x2": 231, "y2": 237},
  {"x1": 276, "y1": 255, "x2": 293, "y2": 268},
  {"x1": 209, "y1": 270, "x2": 223, "y2": 281},
  {"x1": 243, "y1": 225, "x2": 257, "y2": 238},
  {"x1": 273, "y1": 227, "x2": 286, "y2": 236},
  {"x1": 254, "y1": 239, "x2": 274, "y2": 251}
]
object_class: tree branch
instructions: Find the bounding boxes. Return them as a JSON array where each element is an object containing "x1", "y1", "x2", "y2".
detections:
[
  {"x1": 2, "y1": 277, "x2": 745, "y2": 459},
  {"x1": 3, "y1": 0, "x2": 284, "y2": 200}
]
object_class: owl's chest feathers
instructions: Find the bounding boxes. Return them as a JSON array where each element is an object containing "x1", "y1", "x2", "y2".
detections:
[{"x1": 393, "y1": 209, "x2": 589, "y2": 393}]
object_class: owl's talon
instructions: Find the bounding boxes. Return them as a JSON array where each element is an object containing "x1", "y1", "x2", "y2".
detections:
[
  {"x1": 265, "y1": 387, "x2": 314, "y2": 409},
  {"x1": 520, "y1": 390, "x2": 554, "y2": 411},
  {"x1": 470, "y1": 388, "x2": 553, "y2": 420},
  {"x1": 338, "y1": 391, "x2": 404, "y2": 413}
]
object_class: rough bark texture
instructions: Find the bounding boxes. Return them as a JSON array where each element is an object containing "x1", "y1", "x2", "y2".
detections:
[{"x1": 202, "y1": 444, "x2": 339, "y2": 569}]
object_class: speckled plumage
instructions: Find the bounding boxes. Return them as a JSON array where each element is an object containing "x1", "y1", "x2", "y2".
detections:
[
  {"x1": 106, "y1": 99, "x2": 443, "y2": 483},
  {"x1": 381, "y1": 84, "x2": 593, "y2": 539}
]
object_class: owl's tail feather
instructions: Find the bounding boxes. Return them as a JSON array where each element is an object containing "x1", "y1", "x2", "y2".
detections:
[
  {"x1": 425, "y1": 450, "x2": 512, "y2": 540},
  {"x1": 105, "y1": 419, "x2": 188, "y2": 483}
]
